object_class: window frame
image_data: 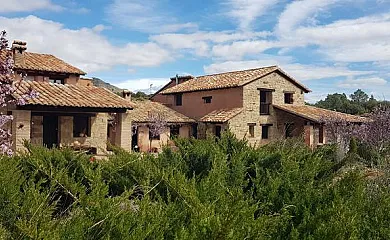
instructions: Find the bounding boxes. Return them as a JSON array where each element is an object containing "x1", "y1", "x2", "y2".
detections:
[
  {"x1": 73, "y1": 115, "x2": 91, "y2": 137},
  {"x1": 284, "y1": 92, "x2": 294, "y2": 104},
  {"x1": 202, "y1": 96, "x2": 212, "y2": 104},
  {"x1": 174, "y1": 93, "x2": 183, "y2": 106},
  {"x1": 248, "y1": 123, "x2": 256, "y2": 138},
  {"x1": 258, "y1": 88, "x2": 274, "y2": 115},
  {"x1": 261, "y1": 124, "x2": 272, "y2": 139},
  {"x1": 49, "y1": 78, "x2": 64, "y2": 84}
]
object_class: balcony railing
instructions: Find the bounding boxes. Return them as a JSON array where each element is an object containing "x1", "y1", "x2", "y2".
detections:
[{"x1": 260, "y1": 103, "x2": 271, "y2": 115}]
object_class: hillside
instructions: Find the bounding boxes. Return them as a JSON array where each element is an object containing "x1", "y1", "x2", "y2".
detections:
[{"x1": 91, "y1": 77, "x2": 123, "y2": 93}]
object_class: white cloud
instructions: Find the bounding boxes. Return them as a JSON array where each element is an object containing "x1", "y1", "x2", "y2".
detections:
[
  {"x1": 150, "y1": 31, "x2": 271, "y2": 57},
  {"x1": 204, "y1": 60, "x2": 373, "y2": 81},
  {"x1": 338, "y1": 77, "x2": 387, "y2": 88},
  {"x1": 116, "y1": 78, "x2": 169, "y2": 93},
  {"x1": 106, "y1": 0, "x2": 198, "y2": 33},
  {"x1": 0, "y1": 0, "x2": 63, "y2": 12},
  {"x1": 275, "y1": 3, "x2": 390, "y2": 63},
  {"x1": 211, "y1": 40, "x2": 278, "y2": 60},
  {"x1": 0, "y1": 15, "x2": 172, "y2": 73},
  {"x1": 224, "y1": 0, "x2": 279, "y2": 30},
  {"x1": 292, "y1": 14, "x2": 390, "y2": 62},
  {"x1": 276, "y1": 0, "x2": 339, "y2": 37}
]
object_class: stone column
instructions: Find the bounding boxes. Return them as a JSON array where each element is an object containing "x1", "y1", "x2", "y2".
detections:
[
  {"x1": 12, "y1": 110, "x2": 31, "y2": 152},
  {"x1": 90, "y1": 113, "x2": 108, "y2": 155},
  {"x1": 114, "y1": 112, "x2": 132, "y2": 152},
  {"x1": 59, "y1": 116, "x2": 73, "y2": 146}
]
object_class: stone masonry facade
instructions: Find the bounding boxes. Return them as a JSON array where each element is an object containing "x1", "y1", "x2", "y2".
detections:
[{"x1": 228, "y1": 72, "x2": 306, "y2": 146}]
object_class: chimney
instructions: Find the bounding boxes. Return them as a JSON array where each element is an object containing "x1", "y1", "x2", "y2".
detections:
[
  {"x1": 11, "y1": 40, "x2": 27, "y2": 66},
  {"x1": 170, "y1": 75, "x2": 194, "y2": 85},
  {"x1": 122, "y1": 89, "x2": 132, "y2": 101}
]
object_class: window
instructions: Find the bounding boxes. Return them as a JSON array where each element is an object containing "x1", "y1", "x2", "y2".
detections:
[
  {"x1": 248, "y1": 123, "x2": 256, "y2": 138},
  {"x1": 149, "y1": 129, "x2": 160, "y2": 140},
  {"x1": 174, "y1": 94, "x2": 182, "y2": 106},
  {"x1": 285, "y1": 123, "x2": 294, "y2": 138},
  {"x1": 202, "y1": 96, "x2": 212, "y2": 104},
  {"x1": 26, "y1": 75, "x2": 34, "y2": 81},
  {"x1": 261, "y1": 125, "x2": 269, "y2": 139},
  {"x1": 259, "y1": 89, "x2": 273, "y2": 115},
  {"x1": 170, "y1": 125, "x2": 180, "y2": 137},
  {"x1": 73, "y1": 116, "x2": 90, "y2": 137},
  {"x1": 49, "y1": 79, "x2": 64, "y2": 84},
  {"x1": 284, "y1": 93, "x2": 294, "y2": 104}
]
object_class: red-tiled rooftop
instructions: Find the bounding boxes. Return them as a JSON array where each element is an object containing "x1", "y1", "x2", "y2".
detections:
[
  {"x1": 161, "y1": 66, "x2": 310, "y2": 94},
  {"x1": 274, "y1": 104, "x2": 368, "y2": 123},
  {"x1": 14, "y1": 81, "x2": 134, "y2": 109},
  {"x1": 200, "y1": 108, "x2": 243, "y2": 123},
  {"x1": 130, "y1": 100, "x2": 195, "y2": 123},
  {"x1": 0, "y1": 50, "x2": 85, "y2": 75}
]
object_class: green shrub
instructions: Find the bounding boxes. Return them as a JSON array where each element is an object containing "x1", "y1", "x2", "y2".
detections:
[{"x1": 0, "y1": 133, "x2": 389, "y2": 239}]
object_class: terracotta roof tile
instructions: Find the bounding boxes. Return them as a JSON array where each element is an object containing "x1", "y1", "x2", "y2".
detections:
[
  {"x1": 161, "y1": 66, "x2": 310, "y2": 94},
  {"x1": 14, "y1": 81, "x2": 135, "y2": 109},
  {"x1": 200, "y1": 108, "x2": 243, "y2": 123},
  {"x1": 130, "y1": 101, "x2": 195, "y2": 123},
  {"x1": 1, "y1": 50, "x2": 85, "y2": 75},
  {"x1": 274, "y1": 104, "x2": 368, "y2": 123}
]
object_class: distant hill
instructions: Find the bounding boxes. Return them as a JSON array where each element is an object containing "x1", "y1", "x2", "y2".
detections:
[{"x1": 91, "y1": 77, "x2": 123, "y2": 93}]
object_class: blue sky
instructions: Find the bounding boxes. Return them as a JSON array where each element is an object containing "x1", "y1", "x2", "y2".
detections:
[{"x1": 1, "y1": 0, "x2": 390, "y2": 102}]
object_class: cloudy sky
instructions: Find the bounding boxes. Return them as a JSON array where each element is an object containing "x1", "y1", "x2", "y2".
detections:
[{"x1": 1, "y1": 0, "x2": 390, "y2": 102}]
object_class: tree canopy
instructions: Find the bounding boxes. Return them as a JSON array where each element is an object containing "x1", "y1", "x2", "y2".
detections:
[{"x1": 314, "y1": 89, "x2": 385, "y2": 115}]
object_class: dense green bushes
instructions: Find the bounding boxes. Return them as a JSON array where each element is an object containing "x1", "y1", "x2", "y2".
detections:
[{"x1": 1, "y1": 134, "x2": 390, "y2": 239}]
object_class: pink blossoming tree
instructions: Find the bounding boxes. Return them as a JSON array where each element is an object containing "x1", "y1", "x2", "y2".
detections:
[{"x1": 0, "y1": 31, "x2": 37, "y2": 155}]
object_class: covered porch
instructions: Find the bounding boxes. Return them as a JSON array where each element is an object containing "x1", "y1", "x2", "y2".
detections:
[
  {"x1": 11, "y1": 81, "x2": 135, "y2": 155},
  {"x1": 128, "y1": 101, "x2": 195, "y2": 153},
  {"x1": 274, "y1": 104, "x2": 367, "y2": 148}
]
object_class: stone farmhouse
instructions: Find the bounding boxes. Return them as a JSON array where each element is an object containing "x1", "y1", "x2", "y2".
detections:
[
  {"x1": 152, "y1": 66, "x2": 366, "y2": 148},
  {"x1": 1, "y1": 40, "x2": 367, "y2": 154}
]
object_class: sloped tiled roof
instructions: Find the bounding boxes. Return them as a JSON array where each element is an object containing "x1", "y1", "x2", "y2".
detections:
[
  {"x1": 14, "y1": 81, "x2": 134, "y2": 109},
  {"x1": 200, "y1": 108, "x2": 243, "y2": 123},
  {"x1": 0, "y1": 50, "x2": 85, "y2": 75},
  {"x1": 274, "y1": 104, "x2": 368, "y2": 123},
  {"x1": 129, "y1": 100, "x2": 195, "y2": 123},
  {"x1": 160, "y1": 66, "x2": 310, "y2": 94}
]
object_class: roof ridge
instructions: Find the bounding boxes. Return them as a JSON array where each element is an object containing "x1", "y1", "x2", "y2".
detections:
[
  {"x1": 197, "y1": 65, "x2": 278, "y2": 78},
  {"x1": 24, "y1": 51, "x2": 54, "y2": 56}
]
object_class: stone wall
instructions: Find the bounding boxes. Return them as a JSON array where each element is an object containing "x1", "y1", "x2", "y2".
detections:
[
  {"x1": 227, "y1": 72, "x2": 307, "y2": 146},
  {"x1": 12, "y1": 110, "x2": 31, "y2": 152},
  {"x1": 113, "y1": 112, "x2": 132, "y2": 152},
  {"x1": 58, "y1": 113, "x2": 108, "y2": 155}
]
